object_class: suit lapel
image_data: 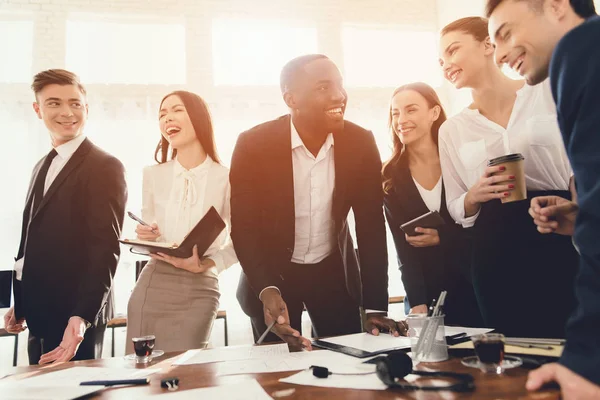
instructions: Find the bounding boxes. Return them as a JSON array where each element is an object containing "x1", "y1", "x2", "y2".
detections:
[
  {"x1": 390, "y1": 154, "x2": 430, "y2": 219},
  {"x1": 23, "y1": 160, "x2": 44, "y2": 216},
  {"x1": 32, "y1": 138, "x2": 93, "y2": 221},
  {"x1": 332, "y1": 128, "x2": 348, "y2": 222},
  {"x1": 271, "y1": 115, "x2": 295, "y2": 236}
]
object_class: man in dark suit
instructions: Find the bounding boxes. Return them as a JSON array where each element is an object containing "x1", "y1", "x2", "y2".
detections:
[
  {"x1": 3, "y1": 69, "x2": 127, "y2": 365},
  {"x1": 487, "y1": 0, "x2": 600, "y2": 397},
  {"x1": 231, "y1": 54, "x2": 400, "y2": 347}
]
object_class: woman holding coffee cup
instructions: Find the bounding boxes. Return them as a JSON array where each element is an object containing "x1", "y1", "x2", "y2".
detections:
[
  {"x1": 437, "y1": 17, "x2": 578, "y2": 338},
  {"x1": 382, "y1": 82, "x2": 482, "y2": 327},
  {"x1": 126, "y1": 91, "x2": 237, "y2": 353}
]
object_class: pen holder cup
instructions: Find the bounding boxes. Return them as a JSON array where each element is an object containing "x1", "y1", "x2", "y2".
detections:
[{"x1": 406, "y1": 314, "x2": 448, "y2": 363}]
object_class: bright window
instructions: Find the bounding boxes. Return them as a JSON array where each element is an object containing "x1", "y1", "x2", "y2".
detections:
[
  {"x1": 66, "y1": 17, "x2": 186, "y2": 85},
  {"x1": 0, "y1": 21, "x2": 33, "y2": 83},
  {"x1": 342, "y1": 26, "x2": 441, "y2": 88},
  {"x1": 212, "y1": 18, "x2": 318, "y2": 86}
]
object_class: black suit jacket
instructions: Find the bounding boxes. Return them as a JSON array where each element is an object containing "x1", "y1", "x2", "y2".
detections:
[
  {"x1": 14, "y1": 138, "x2": 127, "y2": 338},
  {"x1": 230, "y1": 115, "x2": 389, "y2": 311},
  {"x1": 383, "y1": 154, "x2": 481, "y2": 326}
]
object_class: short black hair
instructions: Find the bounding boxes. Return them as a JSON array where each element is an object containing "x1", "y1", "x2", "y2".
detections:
[
  {"x1": 279, "y1": 54, "x2": 329, "y2": 93},
  {"x1": 486, "y1": 0, "x2": 596, "y2": 18}
]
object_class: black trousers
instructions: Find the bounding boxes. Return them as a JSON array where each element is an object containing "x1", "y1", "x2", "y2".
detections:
[
  {"x1": 471, "y1": 190, "x2": 579, "y2": 338},
  {"x1": 27, "y1": 321, "x2": 107, "y2": 365},
  {"x1": 238, "y1": 252, "x2": 362, "y2": 343}
]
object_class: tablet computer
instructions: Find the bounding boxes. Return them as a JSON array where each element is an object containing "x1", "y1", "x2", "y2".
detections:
[{"x1": 400, "y1": 210, "x2": 445, "y2": 236}]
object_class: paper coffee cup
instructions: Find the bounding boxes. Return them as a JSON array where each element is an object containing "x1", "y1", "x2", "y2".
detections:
[{"x1": 488, "y1": 153, "x2": 526, "y2": 203}]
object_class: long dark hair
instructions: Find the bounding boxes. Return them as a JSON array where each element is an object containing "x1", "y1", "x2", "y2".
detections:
[
  {"x1": 154, "y1": 90, "x2": 221, "y2": 164},
  {"x1": 382, "y1": 82, "x2": 447, "y2": 194}
]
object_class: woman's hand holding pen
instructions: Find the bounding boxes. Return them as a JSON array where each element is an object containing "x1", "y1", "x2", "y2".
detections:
[
  {"x1": 464, "y1": 165, "x2": 516, "y2": 217},
  {"x1": 151, "y1": 245, "x2": 215, "y2": 273},
  {"x1": 136, "y1": 223, "x2": 161, "y2": 241},
  {"x1": 405, "y1": 228, "x2": 440, "y2": 247}
]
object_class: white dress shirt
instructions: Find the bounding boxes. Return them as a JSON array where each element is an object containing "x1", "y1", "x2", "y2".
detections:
[
  {"x1": 413, "y1": 176, "x2": 442, "y2": 212},
  {"x1": 141, "y1": 156, "x2": 237, "y2": 275},
  {"x1": 290, "y1": 122, "x2": 336, "y2": 264},
  {"x1": 439, "y1": 79, "x2": 572, "y2": 227},
  {"x1": 14, "y1": 134, "x2": 87, "y2": 280}
]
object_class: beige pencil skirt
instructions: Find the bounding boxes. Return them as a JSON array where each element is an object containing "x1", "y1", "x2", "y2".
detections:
[{"x1": 125, "y1": 259, "x2": 220, "y2": 354}]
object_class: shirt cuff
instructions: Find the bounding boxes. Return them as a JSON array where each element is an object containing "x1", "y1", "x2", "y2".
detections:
[
  {"x1": 71, "y1": 316, "x2": 91, "y2": 329},
  {"x1": 365, "y1": 309, "x2": 386, "y2": 314},
  {"x1": 459, "y1": 192, "x2": 480, "y2": 228},
  {"x1": 259, "y1": 286, "x2": 281, "y2": 301}
]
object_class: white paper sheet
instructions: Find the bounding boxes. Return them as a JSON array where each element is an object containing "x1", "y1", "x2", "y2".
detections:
[
  {"x1": 174, "y1": 343, "x2": 289, "y2": 366},
  {"x1": 14, "y1": 366, "x2": 159, "y2": 386},
  {"x1": 319, "y1": 333, "x2": 413, "y2": 353},
  {"x1": 0, "y1": 384, "x2": 105, "y2": 400},
  {"x1": 216, "y1": 349, "x2": 370, "y2": 376},
  {"x1": 148, "y1": 379, "x2": 272, "y2": 399},
  {"x1": 444, "y1": 326, "x2": 493, "y2": 337},
  {"x1": 280, "y1": 369, "x2": 388, "y2": 391}
]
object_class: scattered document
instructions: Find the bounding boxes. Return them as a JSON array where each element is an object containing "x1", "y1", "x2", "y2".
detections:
[
  {"x1": 0, "y1": 383, "x2": 104, "y2": 400},
  {"x1": 319, "y1": 332, "x2": 412, "y2": 353},
  {"x1": 174, "y1": 343, "x2": 289, "y2": 366},
  {"x1": 14, "y1": 366, "x2": 159, "y2": 386},
  {"x1": 216, "y1": 349, "x2": 366, "y2": 376},
  {"x1": 443, "y1": 326, "x2": 493, "y2": 337},
  {"x1": 280, "y1": 369, "x2": 388, "y2": 391},
  {"x1": 149, "y1": 379, "x2": 272, "y2": 400}
]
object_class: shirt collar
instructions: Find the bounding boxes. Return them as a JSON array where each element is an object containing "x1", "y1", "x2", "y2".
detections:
[
  {"x1": 173, "y1": 155, "x2": 213, "y2": 177},
  {"x1": 290, "y1": 119, "x2": 334, "y2": 153},
  {"x1": 53, "y1": 134, "x2": 86, "y2": 159}
]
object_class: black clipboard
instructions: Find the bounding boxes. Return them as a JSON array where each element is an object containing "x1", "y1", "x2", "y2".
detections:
[{"x1": 119, "y1": 206, "x2": 226, "y2": 258}]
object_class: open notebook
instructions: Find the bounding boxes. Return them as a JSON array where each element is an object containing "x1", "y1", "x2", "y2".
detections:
[{"x1": 119, "y1": 206, "x2": 225, "y2": 258}]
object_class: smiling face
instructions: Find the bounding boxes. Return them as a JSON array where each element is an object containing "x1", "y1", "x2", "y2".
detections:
[
  {"x1": 33, "y1": 84, "x2": 88, "y2": 146},
  {"x1": 391, "y1": 89, "x2": 440, "y2": 147},
  {"x1": 285, "y1": 58, "x2": 348, "y2": 134},
  {"x1": 158, "y1": 94, "x2": 198, "y2": 150},
  {"x1": 488, "y1": 0, "x2": 565, "y2": 85},
  {"x1": 439, "y1": 30, "x2": 495, "y2": 89}
]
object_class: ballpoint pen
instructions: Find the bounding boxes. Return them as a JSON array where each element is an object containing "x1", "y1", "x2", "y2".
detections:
[
  {"x1": 80, "y1": 378, "x2": 150, "y2": 386},
  {"x1": 257, "y1": 320, "x2": 276, "y2": 345}
]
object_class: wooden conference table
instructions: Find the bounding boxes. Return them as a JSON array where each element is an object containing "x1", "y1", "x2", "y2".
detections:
[{"x1": 10, "y1": 351, "x2": 561, "y2": 399}]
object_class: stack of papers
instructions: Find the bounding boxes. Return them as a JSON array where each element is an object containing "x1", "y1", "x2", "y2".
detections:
[
  {"x1": 152, "y1": 379, "x2": 273, "y2": 399},
  {"x1": 0, "y1": 367, "x2": 160, "y2": 400},
  {"x1": 174, "y1": 343, "x2": 289, "y2": 366},
  {"x1": 317, "y1": 332, "x2": 412, "y2": 353},
  {"x1": 216, "y1": 349, "x2": 372, "y2": 376}
]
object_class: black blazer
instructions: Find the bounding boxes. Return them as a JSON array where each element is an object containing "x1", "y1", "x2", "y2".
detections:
[
  {"x1": 383, "y1": 154, "x2": 481, "y2": 326},
  {"x1": 230, "y1": 115, "x2": 389, "y2": 311},
  {"x1": 14, "y1": 138, "x2": 127, "y2": 338}
]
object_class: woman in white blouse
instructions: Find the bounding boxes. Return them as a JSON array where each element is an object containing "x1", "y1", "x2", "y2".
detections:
[
  {"x1": 126, "y1": 91, "x2": 237, "y2": 353},
  {"x1": 382, "y1": 82, "x2": 481, "y2": 327},
  {"x1": 438, "y1": 17, "x2": 578, "y2": 338}
]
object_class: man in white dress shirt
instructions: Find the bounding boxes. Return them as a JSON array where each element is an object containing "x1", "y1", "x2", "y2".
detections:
[
  {"x1": 231, "y1": 55, "x2": 400, "y2": 347},
  {"x1": 3, "y1": 69, "x2": 127, "y2": 364}
]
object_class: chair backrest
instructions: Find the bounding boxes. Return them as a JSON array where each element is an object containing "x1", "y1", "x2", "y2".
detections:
[{"x1": 135, "y1": 260, "x2": 148, "y2": 282}]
